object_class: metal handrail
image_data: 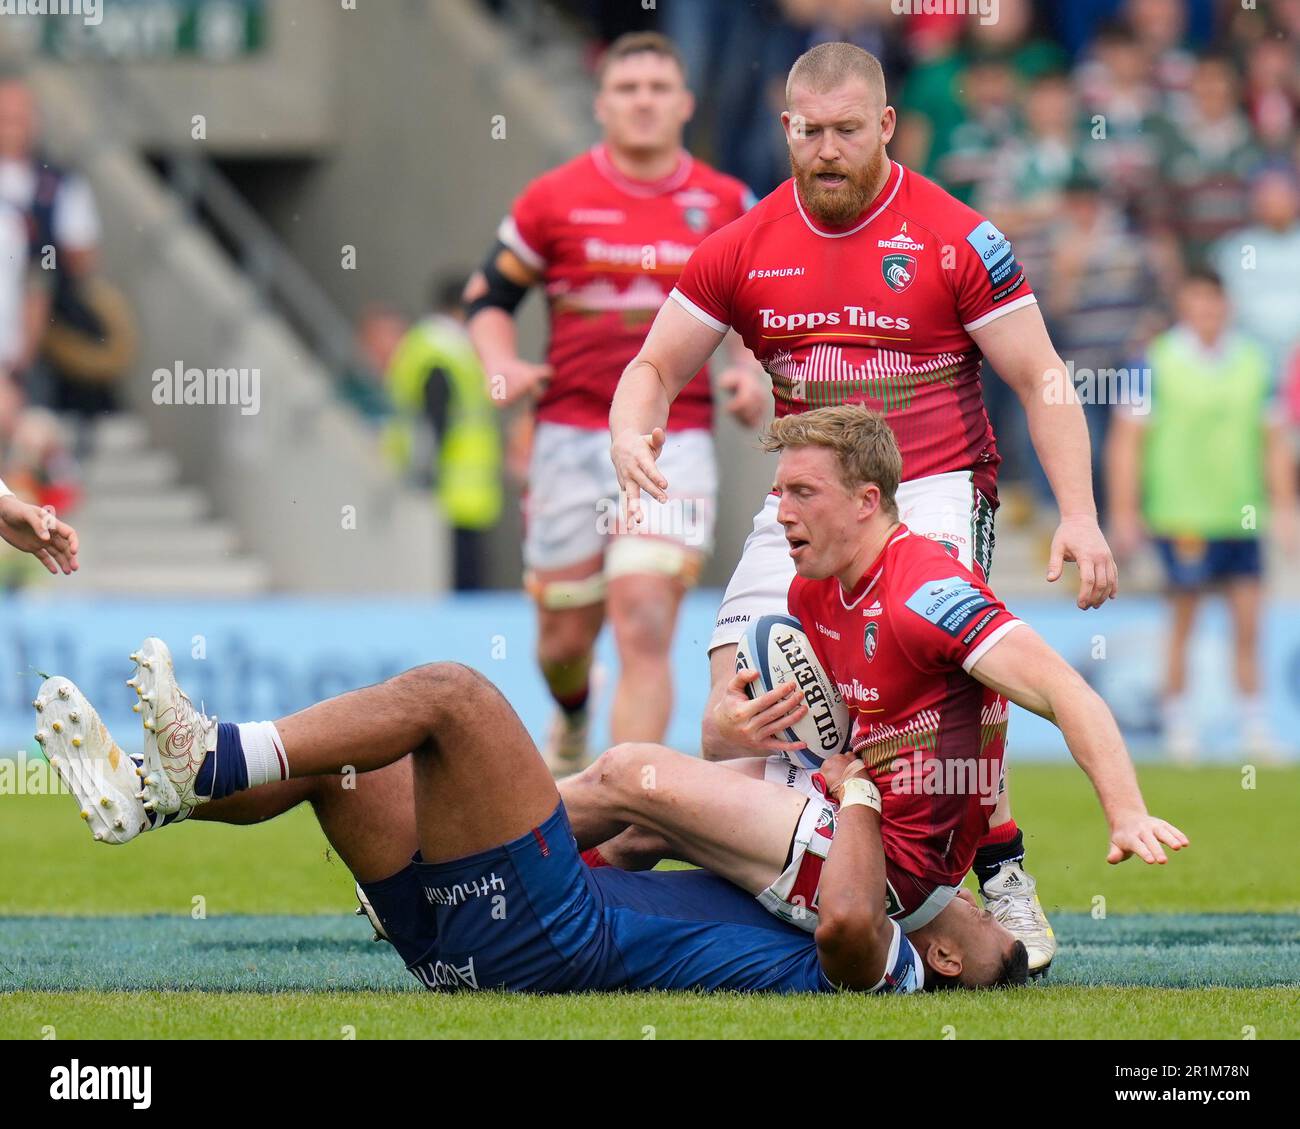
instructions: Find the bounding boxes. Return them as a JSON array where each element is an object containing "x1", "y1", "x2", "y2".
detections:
[{"x1": 84, "y1": 61, "x2": 361, "y2": 380}]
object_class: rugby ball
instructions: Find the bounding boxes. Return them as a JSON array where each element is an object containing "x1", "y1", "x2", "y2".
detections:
[{"x1": 735, "y1": 614, "x2": 852, "y2": 769}]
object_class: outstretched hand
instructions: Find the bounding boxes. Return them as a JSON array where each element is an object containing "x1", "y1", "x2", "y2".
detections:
[
  {"x1": 1107, "y1": 813, "x2": 1189, "y2": 865},
  {"x1": 611, "y1": 426, "x2": 668, "y2": 528},
  {"x1": 0, "y1": 495, "x2": 79, "y2": 575},
  {"x1": 1048, "y1": 514, "x2": 1118, "y2": 609}
]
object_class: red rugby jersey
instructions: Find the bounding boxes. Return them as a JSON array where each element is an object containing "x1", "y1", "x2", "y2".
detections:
[
  {"x1": 787, "y1": 526, "x2": 1021, "y2": 888},
  {"x1": 498, "y1": 145, "x2": 752, "y2": 431},
  {"x1": 670, "y1": 162, "x2": 1038, "y2": 497}
]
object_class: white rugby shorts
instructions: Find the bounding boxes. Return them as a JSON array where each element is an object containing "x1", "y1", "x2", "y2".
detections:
[{"x1": 523, "y1": 422, "x2": 717, "y2": 572}]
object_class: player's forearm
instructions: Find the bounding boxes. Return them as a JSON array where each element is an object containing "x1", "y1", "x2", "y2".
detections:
[
  {"x1": 815, "y1": 805, "x2": 893, "y2": 986},
  {"x1": 1019, "y1": 367, "x2": 1099, "y2": 518},
  {"x1": 819, "y1": 807, "x2": 886, "y2": 923},
  {"x1": 467, "y1": 308, "x2": 522, "y2": 374},
  {"x1": 1048, "y1": 676, "x2": 1149, "y2": 826},
  {"x1": 610, "y1": 357, "x2": 672, "y2": 439}
]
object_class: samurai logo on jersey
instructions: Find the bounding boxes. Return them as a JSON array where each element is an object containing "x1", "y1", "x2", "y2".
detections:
[
  {"x1": 749, "y1": 267, "x2": 807, "y2": 279},
  {"x1": 882, "y1": 253, "x2": 917, "y2": 294}
]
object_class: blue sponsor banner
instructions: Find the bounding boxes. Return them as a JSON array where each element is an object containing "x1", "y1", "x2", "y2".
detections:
[{"x1": 2, "y1": 593, "x2": 1297, "y2": 761}]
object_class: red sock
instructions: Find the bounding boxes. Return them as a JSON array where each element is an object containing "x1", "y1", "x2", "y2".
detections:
[
  {"x1": 978, "y1": 819, "x2": 1019, "y2": 849},
  {"x1": 581, "y1": 847, "x2": 610, "y2": 869},
  {"x1": 555, "y1": 685, "x2": 590, "y2": 715}
]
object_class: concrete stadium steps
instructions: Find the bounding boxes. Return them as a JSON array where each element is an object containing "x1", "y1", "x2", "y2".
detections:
[{"x1": 65, "y1": 413, "x2": 272, "y2": 596}]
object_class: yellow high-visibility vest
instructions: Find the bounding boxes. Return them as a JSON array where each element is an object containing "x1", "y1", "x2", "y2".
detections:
[{"x1": 385, "y1": 316, "x2": 502, "y2": 530}]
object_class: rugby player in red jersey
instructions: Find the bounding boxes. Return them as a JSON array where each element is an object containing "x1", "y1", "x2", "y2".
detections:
[
  {"x1": 465, "y1": 32, "x2": 766, "y2": 776},
  {"x1": 610, "y1": 41, "x2": 1120, "y2": 969},
  {"x1": 569, "y1": 405, "x2": 1184, "y2": 984}
]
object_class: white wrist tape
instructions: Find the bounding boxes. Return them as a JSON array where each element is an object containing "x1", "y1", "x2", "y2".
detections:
[{"x1": 837, "y1": 777, "x2": 882, "y2": 815}]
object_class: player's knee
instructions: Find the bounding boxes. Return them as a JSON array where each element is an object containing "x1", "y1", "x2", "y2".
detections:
[
  {"x1": 536, "y1": 622, "x2": 596, "y2": 668},
  {"x1": 594, "y1": 741, "x2": 662, "y2": 797},
  {"x1": 399, "y1": 661, "x2": 492, "y2": 727},
  {"x1": 609, "y1": 597, "x2": 675, "y2": 663}
]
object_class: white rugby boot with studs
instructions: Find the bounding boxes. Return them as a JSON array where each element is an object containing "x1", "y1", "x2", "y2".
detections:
[
  {"x1": 128, "y1": 637, "x2": 218, "y2": 816},
  {"x1": 33, "y1": 676, "x2": 152, "y2": 845}
]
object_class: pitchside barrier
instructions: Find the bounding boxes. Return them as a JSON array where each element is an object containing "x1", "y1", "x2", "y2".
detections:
[{"x1": 1, "y1": 593, "x2": 1297, "y2": 761}]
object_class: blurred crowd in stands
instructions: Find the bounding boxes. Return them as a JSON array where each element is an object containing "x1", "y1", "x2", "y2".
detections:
[
  {"x1": 475, "y1": 0, "x2": 1300, "y2": 530},
  {"x1": 0, "y1": 69, "x2": 136, "y2": 579}
]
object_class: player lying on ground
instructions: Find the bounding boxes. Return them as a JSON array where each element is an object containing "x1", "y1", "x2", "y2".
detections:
[
  {"x1": 570, "y1": 406, "x2": 1186, "y2": 981},
  {"x1": 38, "y1": 638, "x2": 1026, "y2": 990},
  {"x1": 37, "y1": 648, "x2": 941, "y2": 994},
  {"x1": 0, "y1": 475, "x2": 78, "y2": 574}
]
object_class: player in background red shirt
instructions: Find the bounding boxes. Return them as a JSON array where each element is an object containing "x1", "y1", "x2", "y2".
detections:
[
  {"x1": 466, "y1": 33, "x2": 767, "y2": 776},
  {"x1": 610, "y1": 42, "x2": 1119, "y2": 970}
]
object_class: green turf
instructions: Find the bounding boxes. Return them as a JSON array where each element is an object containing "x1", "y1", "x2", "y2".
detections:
[
  {"x1": 1, "y1": 912, "x2": 1295, "y2": 991},
  {"x1": 2, "y1": 764, "x2": 1297, "y2": 1039},
  {"x1": 3, "y1": 765, "x2": 1296, "y2": 917},
  {"x1": 2, "y1": 987, "x2": 1296, "y2": 1040}
]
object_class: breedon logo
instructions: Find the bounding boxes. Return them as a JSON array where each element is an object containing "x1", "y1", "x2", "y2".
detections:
[{"x1": 882, "y1": 253, "x2": 916, "y2": 294}]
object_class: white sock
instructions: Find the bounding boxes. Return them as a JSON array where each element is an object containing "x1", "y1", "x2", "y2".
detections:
[{"x1": 237, "y1": 721, "x2": 289, "y2": 787}]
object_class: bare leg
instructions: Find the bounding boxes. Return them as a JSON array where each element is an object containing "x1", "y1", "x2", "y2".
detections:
[
  {"x1": 534, "y1": 555, "x2": 606, "y2": 712},
  {"x1": 596, "y1": 825, "x2": 673, "y2": 870},
  {"x1": 606, "y1": 570, "x2": 687, "y2": 743},
  {"x1": 192, "y1": 758, "x2": 419, "y2": 885},
  {"x1": 1165, "y1": 589, "x2": 1200, "y2": 699},
  {"x1": 562, "y1": 744, "x2": 804, "y2": 895},
  {"x1": 1225, "y1": 578, "x2": 1262, "y2": 697},
  {"x1": 563, "y1": 754, "x2": 769, "y2": 863},
  {"x1": 190, "y1": 777, "x2": 319, "y2": 825},
  {"x1": 308, "y1": 759, "x2": 418, "y2": 883},
  {"x1": 269, "y1": 663, "x2": 557, "y2": 863}
]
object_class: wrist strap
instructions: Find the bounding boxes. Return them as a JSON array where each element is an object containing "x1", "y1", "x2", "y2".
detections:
[{"x1": 837, "y1": 777, "x2": 882, "y2": 815}]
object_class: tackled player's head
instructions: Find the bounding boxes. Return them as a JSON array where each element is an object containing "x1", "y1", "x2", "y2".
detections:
[
  {"x1": 911, "y1": 889, "x2": 1029, "y2": 990},
  {"x1": 783, "y1": 42, "x2": 895, "y2": 227},
  {"x1": 764, "y1": 405, "x2": 901, "y2": 581},
  {"x1": 595, "y1": 33, "x2": 694, "y2": 159}
]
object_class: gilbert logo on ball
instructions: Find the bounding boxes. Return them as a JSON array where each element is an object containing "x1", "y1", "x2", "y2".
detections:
[{"x1": 736, "y1": 614, "x2": 851, "y2": 769}]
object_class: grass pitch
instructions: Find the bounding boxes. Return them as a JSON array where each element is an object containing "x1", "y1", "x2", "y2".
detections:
[{"x1": 1, "y1": 764, "x2": 1297, "y2": 1039}]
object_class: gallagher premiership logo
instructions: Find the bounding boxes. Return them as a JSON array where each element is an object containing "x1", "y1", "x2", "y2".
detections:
[{"x1": 882, "y1": 253, "x2": 916, "y2": 294}]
